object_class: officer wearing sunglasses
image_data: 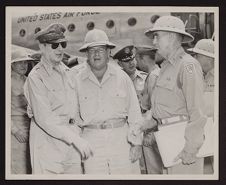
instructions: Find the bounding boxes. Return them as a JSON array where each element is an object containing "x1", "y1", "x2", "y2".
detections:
[{"x1": 24, "y1": 23, "x2": 93, "y2": 174}]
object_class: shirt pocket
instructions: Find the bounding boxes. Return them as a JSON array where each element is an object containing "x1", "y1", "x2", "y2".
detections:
[
  {"x1": 42, "y1": 79, "x2": 64, "y2": 112},
  {"x1": 110, "y1": 90, "x2": 127, "y2": 112},
  {"x1": 155, "y1": 77, "x2": 176, "y2": 105},
  {"x1": 156, "y1": 77, "x2": 174, "y2": 91},
  {"x1": 78, "y1": 92, "x2": 97, "y2": 118}
]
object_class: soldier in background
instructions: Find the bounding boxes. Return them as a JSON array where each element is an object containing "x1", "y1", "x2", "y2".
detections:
[
  {"x1": 24, "y1": 23, "x2": 93, "y2": 174},
  {"x1": 188, "y1": 39, "x2": 215, "y2": 117},
  {"x1": 135, "y1": 45, "x2": 164, "y2": 174},
  {"x1": 145, "y1": 15, "x2": 207, "y2": 174},
  {"x1": 11, "y1": 47, "x2": 36, "y2": 174},
  {"x1": 112, "y1": 45, "x2": 147, "y2": 103}
]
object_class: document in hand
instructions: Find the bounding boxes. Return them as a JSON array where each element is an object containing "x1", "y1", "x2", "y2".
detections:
[{"x1": 154, "y1": 117, "x2": 214, "y2": 168}]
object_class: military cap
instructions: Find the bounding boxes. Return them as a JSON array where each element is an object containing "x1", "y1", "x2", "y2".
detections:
[
  {"x1": 112, "y1": 45, "x2": 135, "y2": 62},
  {"x1": 35, "y1": 23, "x2": 67, "y2": 43},
  {"x1": 135, "y1": 44, "x2": 157, "y2": 55}
]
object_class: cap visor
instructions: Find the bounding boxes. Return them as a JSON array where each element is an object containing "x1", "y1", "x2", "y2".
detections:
[{"x1": 48, "y1": 38, "x2": 67, "y2": 43}]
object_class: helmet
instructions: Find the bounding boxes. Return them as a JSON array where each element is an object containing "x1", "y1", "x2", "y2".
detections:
[
  {"x1": 187, "y1": 39, "x2": 214, "y2": 58},
  {"x1": 11, "y1": 45, "x2": 36, "y2": 64},
  {"x1": 145, "y1": 15, "x2": 194, "y2": 43},
  {"x1": 79, "y1": 29, "x2": 115, "y2": 52}
]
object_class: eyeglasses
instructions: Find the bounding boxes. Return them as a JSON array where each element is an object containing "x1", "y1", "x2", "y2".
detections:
[
  {"x1": 87, "y1": 48, "x2": 106, "y2": 54},
  {"x1": 48, "y1": 42, "x2": 67, "y2": 49}
]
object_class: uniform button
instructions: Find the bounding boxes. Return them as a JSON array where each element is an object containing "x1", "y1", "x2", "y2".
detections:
[{"x1": 69, "y1": 118, "x2": 75, "y2": 124}]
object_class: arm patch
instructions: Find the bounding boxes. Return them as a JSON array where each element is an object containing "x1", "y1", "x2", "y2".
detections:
[{"x1": 185, "y1": 63, "x2": 194, "y2": 74}]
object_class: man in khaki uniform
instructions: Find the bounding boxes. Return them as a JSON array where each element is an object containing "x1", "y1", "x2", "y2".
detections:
[
  {"x1": 11, "y1": 47, "x2": 36, "y2": 174},
  {"x1": 76, "y1": 29, "x2": 143, "y2": 174},
  {"x1": 113, "y1": 45, "x2": 151, "y2": 174},
  {"x1": 24, "y1": 23, "x2": 93, "y2": 174},
  {"x1": 188, "y1": 39, "x2": 215, "y2": 117},
  {"x1": 135, "y1": 45, "x2": 164, "y2": 174},
  {"x1": 112, "y1": 45, "x2": 147, "y2": 102},
  {"x1": 145, "y1": 16, "x2": 207, "y2": 174}
]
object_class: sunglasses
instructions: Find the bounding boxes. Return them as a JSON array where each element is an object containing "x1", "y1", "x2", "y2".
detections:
[{"x1": 47, "y1": 42, "x2": 67, "y2": 49}]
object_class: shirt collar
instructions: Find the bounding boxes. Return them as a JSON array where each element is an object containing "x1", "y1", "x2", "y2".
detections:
[
  {"x1": 130, "y1": 70, "x2": 144, "y2": 81},
  {"x1": 167, "y1": 46, "x2": 185, "y2": 66},
  {"x1": 41, "y1": 56, "x2": 66, "y2": 76},
  {"x1": 81, "y1": 63, "x2": 116, "y2": 81}
]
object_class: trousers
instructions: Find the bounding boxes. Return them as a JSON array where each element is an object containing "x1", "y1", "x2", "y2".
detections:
[
  {"x1": 29, "y1": 120, "x2": 82, "y2": 174},
  {"x1": 139, "y1": 132, "x2": 163, "y2": 174},
  {"x1": 11, "y1": 115, "x2": 31, "y2": 174},
  {"x1": 82, "y1": 124, "x2": 140, "y2": 174}
]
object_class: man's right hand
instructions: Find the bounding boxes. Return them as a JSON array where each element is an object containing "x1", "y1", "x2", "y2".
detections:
[
  {"x1": 12, "y1": 130, "x2": 28, "y2": 143},
  {"x1": 72, "y1": 137, "x2": 93, "y2": 161}
]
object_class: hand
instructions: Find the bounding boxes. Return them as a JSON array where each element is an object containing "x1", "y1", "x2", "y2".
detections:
[
  {"x1": 12, "y1": 130, "x2": 28, "y2": 143},
  {"x1": 130, "y1": 124, "x2": 143, "y2": 137},
  {"x1": 174, "y1": 149, "x2": 197, "y2": 165},
  {"x1": 140, "y1": 118, "x2": 157, "y2": 133},
  {"x1": 129, "y1": 145, "x2": 142, "y2": 163},
  {"x1": 72, "y1": 137, "x2": 93, "y2": 161},
  {"x1": 142, "y1": 132, "x2": 155, "y2": 147}
]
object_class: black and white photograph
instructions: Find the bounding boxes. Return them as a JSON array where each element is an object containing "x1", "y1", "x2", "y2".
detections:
[{"x1": 5, "y1": 6, "x2": 219, "y2": 180}]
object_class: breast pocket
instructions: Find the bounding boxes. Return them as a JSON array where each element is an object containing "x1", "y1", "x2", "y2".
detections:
[
  {"x1": 42, "y1": 79, "x2": 64, "y2": 112},
  {"x1": 110, "y1": 90, "x2": 127, "y2": 112},
  {"x1": 79, "y1": 93, "x2": 97, "y2": 118},
  {"x1": 156, "y1": 78, "x2": 174, "y2": 91},
  {"x1": 155, "y1": 78, "x2": 176, "y2": 105}
]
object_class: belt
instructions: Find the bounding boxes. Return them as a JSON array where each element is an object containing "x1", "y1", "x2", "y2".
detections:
[
  {"x1": 144, "y1": 125, "x2": 158, "y2": 135},
  {"x1": 83, "y1": 119, "x2": 126, "y2": 129},
  {"x1": 40, "y1": 117, "x2": 77, "y2": 125},
  {"x1": 153, "y1": 115, "x2": 188, "y2": 126}
]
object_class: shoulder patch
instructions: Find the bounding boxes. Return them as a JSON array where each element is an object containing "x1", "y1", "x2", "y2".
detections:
[{"x1": 185, "y1": 63, "x2": 194, "y2": 74}]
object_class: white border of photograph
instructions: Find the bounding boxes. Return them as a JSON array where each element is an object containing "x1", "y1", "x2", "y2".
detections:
[{"x1": 5, "y1": 6, "x2": 219, "y2": 180}]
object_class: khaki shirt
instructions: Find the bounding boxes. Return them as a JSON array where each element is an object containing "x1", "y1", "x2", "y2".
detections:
[
  {"x1": 11, "y1": 70, "x2": 28, "y2": 133},
  {"x1": 204, "y1": 68, "x2": 214, "y2": 92},
  {"x1": 151, "y1": 47, "x2": 207, "y2": 153},
  {"x1": 11, "y1": 71, "x2": 27, "y2": 116},
  {"x1": 24, "y1": 58, "x2": 81, "y2": 145},
  {"x1": 203, "y1": 68, "x2": 214, "y2": 117},
  {"x1": 75, "y1": 63, "x2": 143, "y2": 145},
  {"x1": 140, "y1": 65, "x2": 160, "y2": 111},
  {"x1": 130, "y1": 70, "x2": 147, "y2": 102}
]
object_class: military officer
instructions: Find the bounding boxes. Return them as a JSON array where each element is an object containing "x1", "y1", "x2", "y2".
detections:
[
  {"x1": 145, "y1": 15, "x2": 207, "y2": 174},
  {"x1": 135, "y1": 45, "x2": 163, "y2": 174},
  {"x1": 23, "y1": 23, "x2": 93, "y2": 174},
  {"x1": 135, "y1": 45, "x2": 157, "y2": 73},
  {"x1": 76, "y1": 29, "x2": 143, "y2": 174},
  {"x1": 11, "y1": 47, "x2": 36, "y2": 174},
  {"x1": 112, "y1": 45, "x2": 148, "y2": 103},
  {"x1": 188, "y1": 39, "x2": 214, "y2": 117}
]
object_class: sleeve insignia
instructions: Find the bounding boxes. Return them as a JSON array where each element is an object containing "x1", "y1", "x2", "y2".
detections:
[{"x1": 185, "y1": 64, "x2": 194, "y2": 74}]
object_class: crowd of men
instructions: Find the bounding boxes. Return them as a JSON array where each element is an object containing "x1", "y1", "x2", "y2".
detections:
[{"x1": 11, "y1": 15, "x2": 215, "y2": 175}]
